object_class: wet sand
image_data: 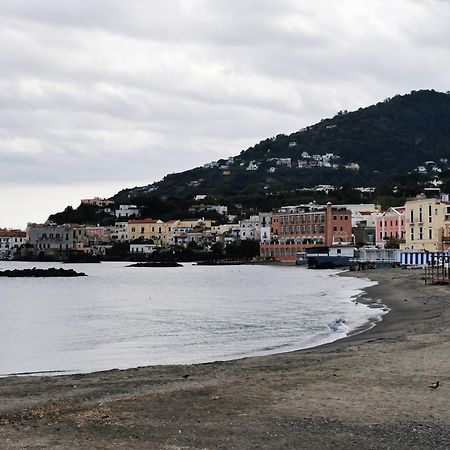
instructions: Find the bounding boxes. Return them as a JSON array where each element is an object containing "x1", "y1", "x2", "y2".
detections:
[{"x1": 1, "y1": 268, "x2": 450, "y2": 449}]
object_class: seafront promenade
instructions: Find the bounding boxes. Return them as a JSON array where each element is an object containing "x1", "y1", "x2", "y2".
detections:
[{"x1": 1, "y1": 269, "x2": 450, "y2": 448}]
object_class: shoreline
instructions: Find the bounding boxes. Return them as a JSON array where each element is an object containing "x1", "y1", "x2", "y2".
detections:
[
  {"x1": 1, "y1": 268, "x2": 450, "y2": 448},
  {"x1": 0, "y1": 268, "x2": 384, "y2": 379}
]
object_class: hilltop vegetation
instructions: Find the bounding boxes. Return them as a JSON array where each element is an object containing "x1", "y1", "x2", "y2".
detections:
[{"x1": 50, "y1": 90, "x2": 450, "y2": 224}]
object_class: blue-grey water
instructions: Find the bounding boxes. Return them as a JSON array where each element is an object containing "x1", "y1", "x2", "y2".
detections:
[{"x1": 0, "y1": 262, "x2": 384, "y2": 376}]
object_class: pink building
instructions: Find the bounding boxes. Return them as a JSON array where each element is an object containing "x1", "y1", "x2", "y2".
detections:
[{"x1": 375, "y1": 207, "x2": 406, "y2": 247}]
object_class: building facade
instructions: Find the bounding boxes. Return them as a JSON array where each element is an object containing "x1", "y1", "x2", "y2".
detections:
[
  {"x1": 375, "y1": 207, "x2": 406, "y2": 247},
  {"x1": 401, "y1": 196, "x2": 450, "y2": 251},
  {"x1": 260, "y1": 204, "x2": 352, "y2": 262},
  {"x1": 27, "y1": 223, "x2": 76, "y2": 255}
]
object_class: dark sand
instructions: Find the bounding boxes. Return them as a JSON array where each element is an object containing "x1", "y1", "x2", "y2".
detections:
[{"x1": 1, "y1": 269, "x2": 450, "y2": 449}]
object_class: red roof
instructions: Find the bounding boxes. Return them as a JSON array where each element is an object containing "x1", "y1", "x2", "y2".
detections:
[{"x1": 0, "y1": 230, "x2": 26, "y2": 237}]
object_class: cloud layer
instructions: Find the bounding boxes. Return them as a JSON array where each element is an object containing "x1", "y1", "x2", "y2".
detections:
[{"x1": 1, "y1": 0, "x2": 450, "y2": 227}]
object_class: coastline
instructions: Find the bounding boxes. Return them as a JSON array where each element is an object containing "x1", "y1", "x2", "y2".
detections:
[{"x1": 1, "y1": 268, "x2": 450, "y2": 448}]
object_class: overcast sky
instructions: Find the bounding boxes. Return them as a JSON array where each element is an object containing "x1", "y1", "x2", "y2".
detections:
[{"x1": 1, "y1": 0, "x2": 450, "y2": 228}]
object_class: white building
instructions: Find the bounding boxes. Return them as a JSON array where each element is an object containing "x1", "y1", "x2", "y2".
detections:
[
  {"x1": 239, "y1": 215, "x2": 260, "y2": 240},
  {"x1": 111, "y1": 222, "x2": 129, "y2": 241},
  {"x1": 130, "y1": 243, "x2": 156, "y2": 254},
  {"x1": 0, "y1": 230, "x2": 27, "y2": 257},
  {"x1": 116, "y1": 205, "x2": 140, "y2": 219},
  {"x1": 277, "y1": 158, "x2": 292, "y2": 168},
  {"x1": 259, "y1": 213, "x2": 271, "y2": 243},
  {"x1": 246, "y1": 161, "x2": 259, "y2": 171}
]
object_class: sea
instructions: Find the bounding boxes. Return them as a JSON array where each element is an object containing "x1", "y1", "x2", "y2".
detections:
[{"x1": 0, "y1": 261, "x2": 386, "y2": 376}]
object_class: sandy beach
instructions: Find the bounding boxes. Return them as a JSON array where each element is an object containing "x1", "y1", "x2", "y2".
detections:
[{"x1": 1, "y1": 268, "x2": 450, "y2": 449}]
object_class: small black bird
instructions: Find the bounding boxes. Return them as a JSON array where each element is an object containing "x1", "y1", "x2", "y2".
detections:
[{"x1": 429, "y1": 381, "x2": 439, "y2": 389}]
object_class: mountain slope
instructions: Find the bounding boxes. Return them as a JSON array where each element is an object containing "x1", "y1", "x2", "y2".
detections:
[
  {"x1": 114, "y1": 90, "x2": 450, "y2": 202},
  {"x1": 50, "y1": 90, "x2": 450, "y2": 224}
]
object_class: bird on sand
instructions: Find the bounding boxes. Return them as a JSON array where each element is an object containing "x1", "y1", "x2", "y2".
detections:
[{"x1": 429, "y1": 381, "x2": 440, "y2": 389}]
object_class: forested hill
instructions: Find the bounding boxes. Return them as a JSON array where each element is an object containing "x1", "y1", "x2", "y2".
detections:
[
  {"x1": 114, "y1": 90, "x2": 450, "y2": 201},
  {"x1": 50, "y1": 90, "x2": 450, "y2": 224}
]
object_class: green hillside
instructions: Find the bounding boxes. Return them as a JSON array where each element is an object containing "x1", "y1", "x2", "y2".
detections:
[{"x1": 50, "y1": 90, "x2": 450, "y2": 224}]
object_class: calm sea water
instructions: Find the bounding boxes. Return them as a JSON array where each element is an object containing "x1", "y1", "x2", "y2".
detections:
[{"x1": 0, "y1": 262, "x2": 384, "y2": 376}]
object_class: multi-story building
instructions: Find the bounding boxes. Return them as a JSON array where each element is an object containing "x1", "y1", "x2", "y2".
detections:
[
  {"x1": 259, "y1": 212, "x2": 272, "y2": 243},
  {"x1": 375, "y1": 207, "x2": 406, "y2": 247},
  {"x1": 127, "y1": 219, "x2": 179, "y2": 245},
  {"x1": 239, "y1": 215, "x2": 260, "y2": 240},
  {"x1": 260, "y1": 203, "x2": 352, "y2": 262},
  {"x1": 81, "y1": 197, "x2": 114, "y2": 207},
  {"x1": 27, "y1": 223, "x2": 76, "y2": 255},
  {"x1": 401, "y1": 195, "x2": 450, "y2": 251},
  {"x1": 111, "y1": 222, "x2": 129, "y2": 241},
  {"x1": 0, "y1": 229, "x2": 27, "y2": 256},
  {"x1": 116, "y1": 205, "x2": 140, "y2": 219}
]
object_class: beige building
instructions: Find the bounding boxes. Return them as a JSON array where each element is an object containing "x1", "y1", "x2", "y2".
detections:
[{"x1": 401, "y1": 196, "x2": 450, "y2": 251}]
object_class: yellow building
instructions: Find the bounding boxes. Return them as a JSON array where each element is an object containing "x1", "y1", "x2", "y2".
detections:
[
  {"x1": 401, "y1": 196, "x2": 450, "y2": 251},
  {"x1": 72, "y1": 225, "x2": 88, "y2": 252},
  {"x1": 128, "y1": 219, "x2": 177, "y2": 245}
]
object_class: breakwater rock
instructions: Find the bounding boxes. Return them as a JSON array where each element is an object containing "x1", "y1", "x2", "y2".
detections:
[
  {"x1": 0, "y1": 268, "x2": 87, "y2": 277},
  {"x1": 127, "y1": 262, "x2": 182, "y2": 268}
]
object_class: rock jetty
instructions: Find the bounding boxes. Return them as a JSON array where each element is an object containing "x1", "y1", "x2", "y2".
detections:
[
  {"x1": 127, "y1": 262, "x2": 182, "y2": 268},
  {"x1": 0, "y1": 268, "x2": 87, "y2": 277}
]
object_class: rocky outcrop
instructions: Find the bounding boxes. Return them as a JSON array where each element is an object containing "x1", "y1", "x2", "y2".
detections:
[{"x1": 0, "y1": 268, "x2": 87, "y2": 277}]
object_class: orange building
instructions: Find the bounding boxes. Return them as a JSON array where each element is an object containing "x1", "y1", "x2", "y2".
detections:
[{"x1": 260, "y1": 203, "x2": 352, "y2": 262}]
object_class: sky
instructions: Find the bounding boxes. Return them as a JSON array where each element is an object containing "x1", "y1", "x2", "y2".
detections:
[{"x1": 1, "y1": 0, "x2": 450, "y2": 229}]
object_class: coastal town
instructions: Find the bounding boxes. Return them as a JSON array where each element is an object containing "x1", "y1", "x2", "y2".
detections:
[{"x1": 2, "y1": 191, "x2": 450, "y2": 265}]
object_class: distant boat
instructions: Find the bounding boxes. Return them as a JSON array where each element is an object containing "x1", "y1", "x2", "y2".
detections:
[{"x1": 306, "y1": 245, "x2": 358, "y2": 269}]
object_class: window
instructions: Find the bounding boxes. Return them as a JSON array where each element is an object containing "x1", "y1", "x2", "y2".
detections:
[
  {"x1": 419, "y1": 227, "x2": 423, "y2": 240},
  {"x1": 419, "y1": 208, "x2": 423, "y2": 223},
  {"x1": 410, "y1": 211, "x2": 414, "y2": 223},
  {"x1": 333, "y1": 226, "x2": 337, "y2": 231},
  {"x1": 428, "y1": 229, "x2": 433, "y2": 239}
]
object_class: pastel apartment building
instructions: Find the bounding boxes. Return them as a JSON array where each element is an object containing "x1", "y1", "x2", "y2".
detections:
[
  {"x1": 260, "y1": 203, "x2": 352, "y2": 262},
  {"x1": 375, "y1": 207, "x2": 406, "y2": 247},
  {"x1": 127, "y1": 219, "x2": 178, "y2": 245},
  {"x1": 401, "y1": 195, "x2": 450, "y2": 252}
]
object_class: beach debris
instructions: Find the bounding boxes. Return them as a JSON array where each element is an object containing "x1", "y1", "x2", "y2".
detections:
[
  {"x1": 211, "y1": 396, "x2": 221, "y2": 400},
  {"x1": 182, "y1": 374, "x2": 191, "y2": 379},
  {"x1": 429, "y1": 380, "x2": 440, "y2": 390}
]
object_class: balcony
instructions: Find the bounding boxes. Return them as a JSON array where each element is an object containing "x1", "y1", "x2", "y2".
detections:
[{"x1": 442, "y1": 236, "x2": 450, "y2": 244}]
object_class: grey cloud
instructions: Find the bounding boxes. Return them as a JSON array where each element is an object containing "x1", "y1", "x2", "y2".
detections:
[{"x1": 1, "y1": 0, "x2": 450, "y2": 228}]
